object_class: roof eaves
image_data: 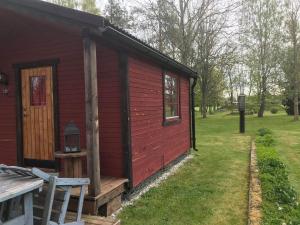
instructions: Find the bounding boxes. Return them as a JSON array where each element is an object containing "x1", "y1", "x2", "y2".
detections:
[
  {"x1": 0, "y1": 0, "x2": 197, "y2": 78},
  {"x1": 102, "y1": 24, "x2": 198, "y2": 78},
  {"x1": 0, "y1": 0, "x2": 105, "y2": 29}
]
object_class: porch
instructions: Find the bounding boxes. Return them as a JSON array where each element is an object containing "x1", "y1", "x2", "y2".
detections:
[
  {"x1": 69, "y1": 176, "x2": 128, "y2": 216},
  {"x1": 34, "y1": 168, "x2": 128, "y2": 216}
]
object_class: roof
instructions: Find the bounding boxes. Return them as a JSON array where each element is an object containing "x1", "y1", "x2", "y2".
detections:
[{"x1": 0, "y1": 0, "x2": 197, "y2": 78}]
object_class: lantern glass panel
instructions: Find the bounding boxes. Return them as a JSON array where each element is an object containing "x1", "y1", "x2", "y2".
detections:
[
  {"x1": 238, "y1": 95, "x2": 246, "y2": 111},
  {"x1": 64, "y1": 134, "x2": 80, "y2": 153}
]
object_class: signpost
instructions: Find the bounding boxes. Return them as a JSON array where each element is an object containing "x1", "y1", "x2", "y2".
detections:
[{"x1": 238, "y1": 94, "x2": 246, "y2": 133}]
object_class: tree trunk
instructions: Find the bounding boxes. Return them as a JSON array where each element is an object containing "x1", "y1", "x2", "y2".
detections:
[
  {"x1": 294, "y1": 93, "x2": 299, "y2": 121},
  {"x1": 258, "y1": 74, "x2": 267, "y2": 118},
  {"x1": 201, "y1": 92, "x2": 207, "y2": 118},
  {"x1": 258, "y1": 91, "x2": 266, "y2": 118}
]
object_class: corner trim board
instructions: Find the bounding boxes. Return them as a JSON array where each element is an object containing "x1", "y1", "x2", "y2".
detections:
[{"x1": 119, "y1": 51, "x2": 133, "y2": 189}]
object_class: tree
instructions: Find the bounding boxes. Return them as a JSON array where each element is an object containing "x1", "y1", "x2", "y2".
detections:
[
  {"x1": 49, "y1": 0, "x2": 79, "y2": 9},
  {"x1": 104, "y1": 0, "x2": 133, "y2": 29},
  {"x1": 81, "y1": 0, "x2": 100, "y2": 15},
  {"x1": 47, "y1": 0, "x2": 100, "y2": 14},
  {"x1": 284, "y1": 0, "x2": 300, "y2": 121},
  {"x1": 239, "y1": 0, "x2": 283, "y2": 117},
  {"x1": 131, "y1": 0, "x2": 183, "y2": 57},
  {"x1": 207, "y1": 69, "x2": 226, "y2": 113},
  {"x1": 221, "y1": 44, "x2": 239, "y2": 110},
  {"x1": 195, "y1": 1, "x2": 235, "y2": 118}
]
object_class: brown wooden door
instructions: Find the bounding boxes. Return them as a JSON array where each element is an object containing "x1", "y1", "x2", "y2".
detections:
[{"x1": 21, "y1": 67, "x2": 55, "y2": 161}]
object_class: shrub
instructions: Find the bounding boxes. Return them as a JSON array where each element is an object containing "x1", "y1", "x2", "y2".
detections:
[
  {"x1": 270, "y1": 108, "x2": 278, "y2": 114},
  {"x1": 256, "y1": 134, "x2": 275, "y2": 147},
  {"x1": 257, "y1": 128, "x2": 272, "y2": 137},
  {"x1": 256, "y1": 129, "x2": 300, "y2": 224}
]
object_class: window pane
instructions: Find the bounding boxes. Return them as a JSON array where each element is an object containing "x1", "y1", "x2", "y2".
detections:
[
  {"x1": 165, "y1": 105, "x2": 172, "y2": 118},
  {"x1": 30, "y1": 76, "x2": 46, "y2": 106},
  {"x1": 170, "y1": 105, "x2": 176, "y2": 117},
  {"x1": 164, "y1": 74, "x2": 179, "y2": 118}
]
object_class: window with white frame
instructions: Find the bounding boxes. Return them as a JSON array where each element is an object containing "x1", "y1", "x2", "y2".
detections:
[{"x1": 164, "y1": 73, "x2": 180, "y2": 120}]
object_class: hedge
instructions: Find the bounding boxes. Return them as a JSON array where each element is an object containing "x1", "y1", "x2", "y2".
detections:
[{"x1": 256, "y1": 129, "x2": 300, "y2": 224}]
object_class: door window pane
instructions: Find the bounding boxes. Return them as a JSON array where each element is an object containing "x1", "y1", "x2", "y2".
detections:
[{"x1": 30, "y1": 76, "x2": 46, "y2": 106}]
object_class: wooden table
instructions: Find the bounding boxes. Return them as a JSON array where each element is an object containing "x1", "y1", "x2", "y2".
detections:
[
  {"x1": 0, "y1": 173, "x2": 43, "y2": 225},
  {"x1": 55, "y1": 150, "x2": 87, "y2": 178}
]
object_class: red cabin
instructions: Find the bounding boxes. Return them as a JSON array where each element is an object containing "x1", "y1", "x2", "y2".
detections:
[{"x1": 0, "y1": 0, "x2": 197, "y2": 215}]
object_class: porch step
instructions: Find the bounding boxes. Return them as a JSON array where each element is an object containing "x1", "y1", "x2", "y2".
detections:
[
  {"x1": 69, "y1": 176, "x2": 128, "y2": 216},
  {"x1": 66, "y1": 212, "x2": 120, "y2": 225}
]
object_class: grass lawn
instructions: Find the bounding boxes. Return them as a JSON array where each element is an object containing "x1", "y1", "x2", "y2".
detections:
[
  {"x1": 118, "y1": 111, "x2": 300, "y2": 224},
  {"x1": 119, "y1": 113, "x2": 250, "y2": 225}
]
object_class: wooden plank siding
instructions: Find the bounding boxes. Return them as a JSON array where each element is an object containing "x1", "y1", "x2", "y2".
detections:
[
  {"x1": 97, "y1": 46, "x2": 124, "y2": 178},
  {"x1": 128, "y1": 56, "x2": 191, "y2": 187},
  {"x1": 0, "y1": 9, "x2": 124, "y2": 178}
]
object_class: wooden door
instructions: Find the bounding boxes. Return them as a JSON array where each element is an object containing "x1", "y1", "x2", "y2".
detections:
[{"x1": 21, "y1": 67, "x2": 55, "y2": 161}]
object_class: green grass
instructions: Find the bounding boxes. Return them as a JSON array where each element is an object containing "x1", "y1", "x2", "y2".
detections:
[
  {"x1": 119, "y1": 113, "x2": 250, "y2": 225},
  {"x1": 118, "y1": 111, "x2": 300, "y2": 225}
]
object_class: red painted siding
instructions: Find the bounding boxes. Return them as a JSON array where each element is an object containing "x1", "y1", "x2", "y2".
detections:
[
  {"x1": 97, "y1": 44, "x2": 124, "y2": 177},
  {"x1": 0, "y1": 16, "x2": 86, "y2": 166},
  {"x1": 128, "y1": 56, "x2": 191, "y2": 187},
  {"x1": 0, "y1": 9, "x2": 123, "y2": 177}
]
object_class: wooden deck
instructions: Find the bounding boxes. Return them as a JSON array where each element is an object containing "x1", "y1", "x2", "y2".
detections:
[
  {"x1": 66, "y1": 212, "x2": 120, "y2": 225},
  {"x1": 69, "y1": 176, "x2": 128, "y2": 216}
]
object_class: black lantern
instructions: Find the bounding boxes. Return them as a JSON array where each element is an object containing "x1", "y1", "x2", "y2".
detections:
[
  {"x1": 0, "y1": 72, "x2": 8, "y2": 85},
  {"x1": 238, "y1": 94, "x2": 246, "y2": 133},
  {"x1": 238, "y1": 94, "x2": 246, "y2": 112},
  {"x1": 64, "y1": 122, "x2": 81, "y2": 153}
]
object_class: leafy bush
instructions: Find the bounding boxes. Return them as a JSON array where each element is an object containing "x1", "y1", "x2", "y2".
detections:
[
  {"x1": 270, "y1": 108, "x2": 278, "y2": 114},
  {"x1": 257, "y1": 128, "x2": 273, "y2": 137},
  {"x1": 256, "y1": 134, "x2": 275, "y2": 147},
  {"x1": 256, "y1": 129, "x2": 300, "y2": 224}
]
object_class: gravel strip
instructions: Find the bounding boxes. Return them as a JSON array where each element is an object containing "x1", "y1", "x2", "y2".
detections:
[{"x1": 248, "y1": 141, "x2": 262, "y2": 225}]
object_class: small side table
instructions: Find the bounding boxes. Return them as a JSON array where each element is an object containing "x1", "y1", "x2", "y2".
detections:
[{"x1": 55, "y1": 150, "x2": 87, "y2": 178}]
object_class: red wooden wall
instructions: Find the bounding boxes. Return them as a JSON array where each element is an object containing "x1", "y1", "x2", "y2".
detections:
[
  {"x1": 97, "y1": 45, "x2": 124, "y2": 177},
  {"x1": 128, "y1": 56, "x2": 191, "y2": 187},
  {"x1": 0, "y1": 9, "x2": 123, "y2": 177}
]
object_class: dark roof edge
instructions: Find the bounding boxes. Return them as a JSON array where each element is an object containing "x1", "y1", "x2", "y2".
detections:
[
  {"x1": 0, "y1": 0, "x2": 105, "y2": 28},
  {"x1": 102, "y1": 26, "x2": 198, "y2": 78},
  {"x1": 1, "y1": 0, "x2": 197, "y2": 78}
]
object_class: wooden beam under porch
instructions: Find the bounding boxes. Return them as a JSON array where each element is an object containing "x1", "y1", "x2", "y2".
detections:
[{"x1": 69, "y1": 176, "x2": 128, "y2": 216}]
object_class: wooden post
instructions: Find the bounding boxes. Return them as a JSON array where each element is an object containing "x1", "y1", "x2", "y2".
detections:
[{"x1": 83, "y1": 34, "x2": 101, "y2": 197}]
